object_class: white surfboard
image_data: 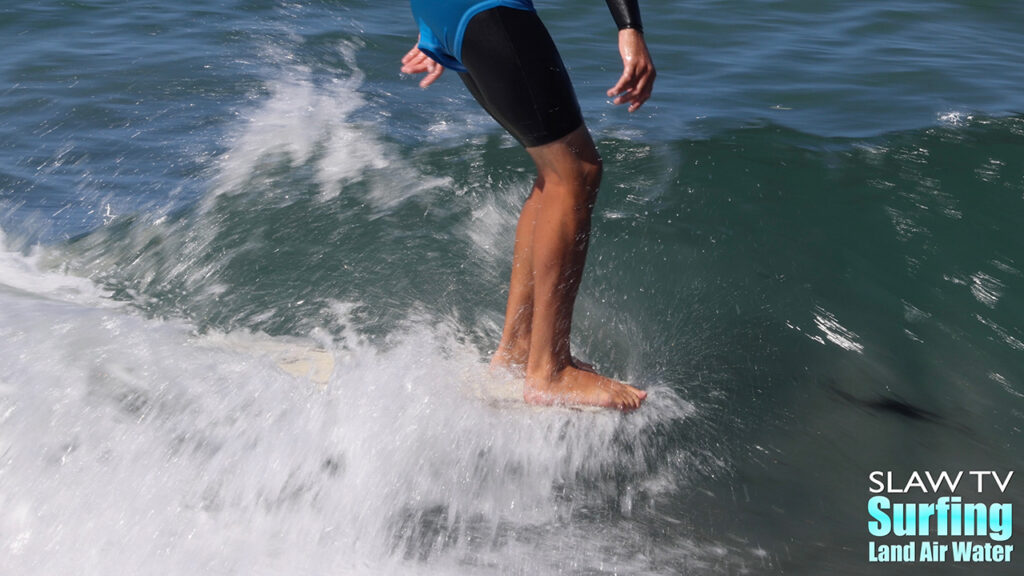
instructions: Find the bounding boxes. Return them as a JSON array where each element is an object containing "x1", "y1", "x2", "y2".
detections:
[{"x1": 195, "y1": 332, "x2": 335, "y2": 386}]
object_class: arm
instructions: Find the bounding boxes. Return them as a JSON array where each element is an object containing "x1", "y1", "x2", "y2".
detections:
[
  {"x1": 604, "y1": 1, "x2": 655, "y2": 112},
  {"x1": 605, "y1": 0, "x2": 643, "y2": 32},
  {"x1": 400, "y1": 39, "x2": 444, "y2": 88}
]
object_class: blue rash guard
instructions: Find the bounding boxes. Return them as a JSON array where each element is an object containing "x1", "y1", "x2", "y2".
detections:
[{"x1": 409, "y1": 0, "x2": 535, "y2": 72}]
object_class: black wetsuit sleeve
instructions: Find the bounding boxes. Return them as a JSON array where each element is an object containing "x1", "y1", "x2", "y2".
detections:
[{"x1": 605, "y1": 0, "x2": 643, "y2": 32}]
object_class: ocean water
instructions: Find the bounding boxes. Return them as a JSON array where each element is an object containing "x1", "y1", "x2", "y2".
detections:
[{"x1": 1, "y1": 1, "x2": 1022, "y2": 574}]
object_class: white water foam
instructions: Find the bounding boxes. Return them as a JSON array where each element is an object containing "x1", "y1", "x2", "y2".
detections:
[
  {"x1": 0, "y1": 235, "x2": 696, "y2": 575},
  {"x1": 210, "y1": 42, "x2": 448, "y2": 212},
  {"x1": 0, "y1": 229, "x2": 117, "y2": 307}
]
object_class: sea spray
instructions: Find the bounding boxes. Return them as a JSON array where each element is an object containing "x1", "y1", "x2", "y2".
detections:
[{"x1": 0, "y1": 237, "x2": 701, "y2": 574}]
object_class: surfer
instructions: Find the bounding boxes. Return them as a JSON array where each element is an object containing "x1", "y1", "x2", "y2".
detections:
[{"x1": 401, "y1": 0, "x2": 654, "y2": 411}]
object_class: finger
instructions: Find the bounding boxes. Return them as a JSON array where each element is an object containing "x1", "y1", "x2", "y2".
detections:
[
  {"x1": 400, "y1": 52, "x2": 420, "y2": 73},
  {"x1": 613, "y1": 91, "x2": 644, "y2": 112},
  {"x1": 612, "y1": 88, "x2": 635, "y2": 105},
  {"x1": 401, "y1": 52, "x2": 432, "y2": 75},
  {"x1": 620, "y1": 67, "x2": 654, "y2": 111},
  {"x1": 612, "y1": 87, "x2": 641, "y2": 107},
  {"x1": 402, "y1": 46, "x2": 429, "y2": 68},
  {"x1": 407, "y1": 51, "x2": 430, "y2": 68},
  {"x1": 419, "y1": 71, "x2": 438, "y2": 88},
  {"x1": 626, "y1": 90, "x2": 647, "y2": 112},
  {"x1": 607, "y1": 68, "x2": 634, "y2": 98},
  {"x1": 419, "y1": 64, "x2": 443, "y2": 88},
  {"x1": 634, "y1": 69, "x2": 656, "y2": 109},
  {"x1": 626, "y1": 75, "x2": 653, "y2": 111}
]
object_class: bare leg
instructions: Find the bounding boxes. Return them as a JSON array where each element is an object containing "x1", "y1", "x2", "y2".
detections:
[
  {"x1": 490, "y1": 179, "x2": 542, "y2": 369},
  {"x1": 508, "y1": 125, "x2": 645, "y2": 411},
  {"x1": 490, "y1": 178, "x2": 601, "y2": 376}
]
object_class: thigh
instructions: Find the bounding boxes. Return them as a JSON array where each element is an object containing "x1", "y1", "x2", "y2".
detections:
[{"x1": 458, "y1": 7, "x2": 584, "y2": 148}]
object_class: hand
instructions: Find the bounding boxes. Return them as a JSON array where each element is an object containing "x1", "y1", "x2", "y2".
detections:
[
  {"x1": 607, "y1": 29, "x2": 655, "y2": 112},
  {"x1": 401, "y1": 42, "x2": 444, "y2": 88}
]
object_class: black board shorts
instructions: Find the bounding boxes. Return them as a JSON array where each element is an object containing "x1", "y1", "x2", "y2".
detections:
[{"x1": 458, "y1": 7, "x2": 584, "y2": 148}]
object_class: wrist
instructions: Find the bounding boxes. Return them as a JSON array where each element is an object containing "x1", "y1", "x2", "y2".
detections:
[{"x1": 618, "y1": 27, "x2": 646, "y2": 46}]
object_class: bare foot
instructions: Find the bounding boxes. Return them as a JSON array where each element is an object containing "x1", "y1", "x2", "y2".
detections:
[
  {"x1": 489, "y1": 348, "x2": 527, "y2": 376},
  {"x1": 524, "y1": 365, "x2": 647, "y2": 411},
  {"x1": 491, "y1": 349, "x2": 597, "y2": 375},
  {"x1": 570, "y1": 357, "x2": 597, "y2": 374}
]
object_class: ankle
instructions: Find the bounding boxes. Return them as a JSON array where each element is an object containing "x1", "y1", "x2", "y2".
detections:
[
  {"x1": 493, "y1": 342, "x2": 529, "y2": 366},
  {"x1": 525, "y1": 357, "x2": 573, "y2": 382}
]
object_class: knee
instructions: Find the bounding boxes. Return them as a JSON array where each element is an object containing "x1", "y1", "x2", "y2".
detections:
[
  {"x1": 574, "y1": 152, "x2": 602, "y2": 207},
  {"x1": 570, "y1": 132, "x2": 602, "y2": 191},
  {"x1": 529, "y1": 129, "x2": 603, "y2": 203},
  {"x1": 582, "y1": 154, "x2": 603, "y2": 194}
]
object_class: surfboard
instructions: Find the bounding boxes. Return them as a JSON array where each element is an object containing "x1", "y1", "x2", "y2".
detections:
[{"x1": 195, "y1": 332, "x2": 335, "y2": 386}]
